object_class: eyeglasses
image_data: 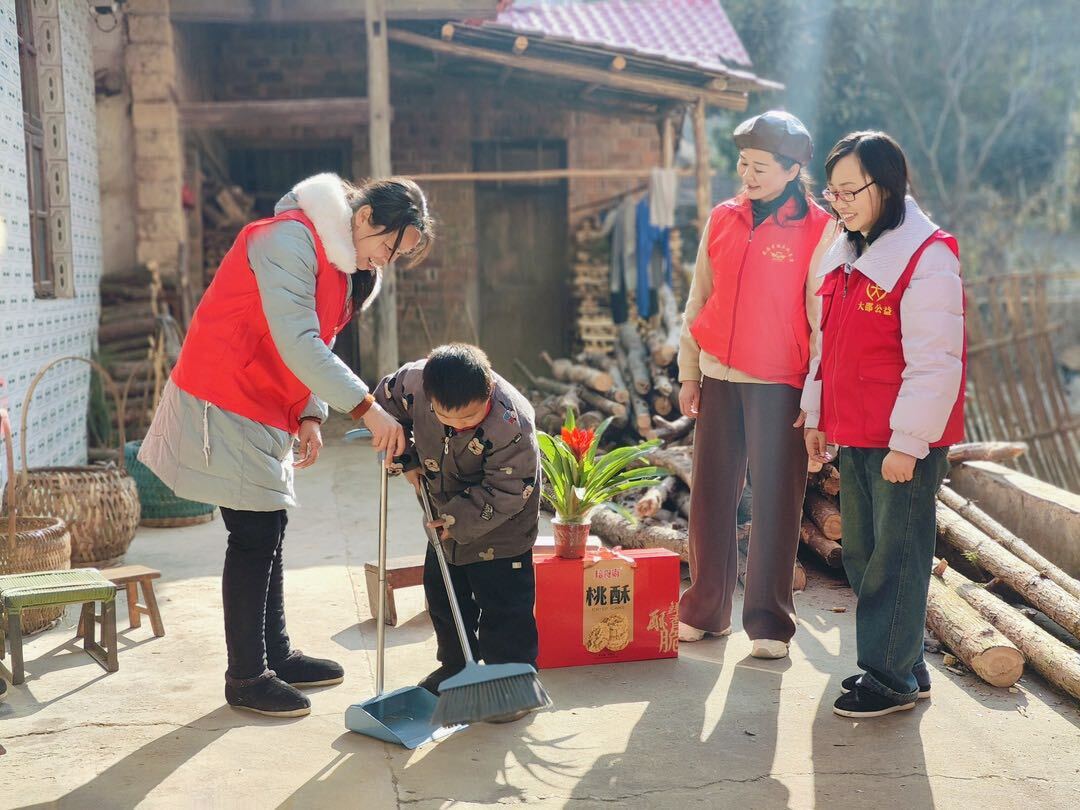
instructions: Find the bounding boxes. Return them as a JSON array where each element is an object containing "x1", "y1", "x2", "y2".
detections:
[{"x1": 822, "y1": 181, "x2": 875, "y2": 203}]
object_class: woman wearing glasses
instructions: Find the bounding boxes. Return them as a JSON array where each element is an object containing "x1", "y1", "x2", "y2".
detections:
[
  {"x1": 677, "y1": 111, "x2": 834, "y2": 658},
  {"x1": 803, "y1": 132, "x2": 965, "y2": 718},
  {"x1": 139, "y1": 173, "x2": 434, "y2": 718}
]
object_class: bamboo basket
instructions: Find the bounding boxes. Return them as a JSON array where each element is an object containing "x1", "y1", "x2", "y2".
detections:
[
  {"x1": 0, "y1": 408, "x2": 72, "y2": 633},
  {"x1": 7, "y1": 356, "x2": 140, "y2": 568}
]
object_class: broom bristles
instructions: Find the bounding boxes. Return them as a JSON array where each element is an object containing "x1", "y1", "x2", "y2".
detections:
[{"x1": 432, "y1": 672, "x2": 552, "y2": 727}]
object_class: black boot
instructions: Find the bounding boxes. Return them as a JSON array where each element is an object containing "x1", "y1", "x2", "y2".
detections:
[
  {"x1": 270, "y1": 650, "x2": 344, "y2": 688},
  {"x1": 225, "y1": 673, "x2": 311, "y2": 718},
  {"x1": 418, "y1": 664, "x2": 463, "y2": 696}
]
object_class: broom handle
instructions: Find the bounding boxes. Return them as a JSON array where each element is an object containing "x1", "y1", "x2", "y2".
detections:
[
  {"x1": 419, "y1": 481, "x2": 477, "y2": 667},
  {"x1": 376, "y1": 453, "x2": 389, "y2": 696}
]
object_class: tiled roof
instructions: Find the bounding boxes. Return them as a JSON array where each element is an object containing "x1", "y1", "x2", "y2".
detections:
[{"x1": 487, "y1": 0, "x2": 752, "y2": 70}]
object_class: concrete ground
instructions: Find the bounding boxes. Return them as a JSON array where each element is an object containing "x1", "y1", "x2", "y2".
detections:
[{"x1": 3, "y1": 418, "x2": 1080, "y2": 810}]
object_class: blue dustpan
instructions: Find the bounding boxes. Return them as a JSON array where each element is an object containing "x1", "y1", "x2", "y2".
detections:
[{"x1": 344, "y1": 451, "x2": 465, "y2": 748}]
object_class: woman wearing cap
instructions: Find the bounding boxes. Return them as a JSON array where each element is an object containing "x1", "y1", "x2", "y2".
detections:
[
  {"x1": 677, "y1": 111, "x2": 835, "y2": 658},
  {"x1": 140, "y1": 173, "x2": 434, "y2": 718}
]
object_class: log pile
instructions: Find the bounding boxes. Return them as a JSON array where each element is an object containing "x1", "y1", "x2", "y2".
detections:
[
  {"x1": 202, "y1": 184, "x2": 254, "y2": 280},
  {"x1": 570, "y1": 217, "x2": 617, "y2": 355}
]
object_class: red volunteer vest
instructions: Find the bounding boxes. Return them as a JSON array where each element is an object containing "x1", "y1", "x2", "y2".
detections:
[
  {"x1": 171, "y1": 209, "x2": 352, "y2": 433},
  {"x1": 690, "y1": 194, "x2": 832, "y2": 387},
  {"x1": 816, "y1": 230, "x2": 966, "y2": 449}
]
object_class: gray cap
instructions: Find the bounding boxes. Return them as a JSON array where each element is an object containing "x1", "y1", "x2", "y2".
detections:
[{"x1": 733, "y1": 111, "x2": 812, "y2": 165}]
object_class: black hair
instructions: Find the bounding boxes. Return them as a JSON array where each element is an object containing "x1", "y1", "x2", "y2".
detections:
[
  {"x1": 422, "y1": 343, "x2": 495, "y2": 411},
  {"x1": 771, "y1": 155, "x2": 811, "y2": 222},
  {"x1": 825, "y1": 131, "x2": 909, "y2": 256},
  {"x1": 344, "y1": 176, "x2": 435, "y2": 312}
]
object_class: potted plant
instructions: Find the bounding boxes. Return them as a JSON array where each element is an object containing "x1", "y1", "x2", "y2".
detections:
[{"x1": 538, "y1": 410, "x2": 664, "y2": 559}]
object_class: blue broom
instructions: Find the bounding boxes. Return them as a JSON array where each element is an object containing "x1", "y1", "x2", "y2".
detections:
[{"x1": 418, "y1": 481, "x2": 551, "y2": 726}]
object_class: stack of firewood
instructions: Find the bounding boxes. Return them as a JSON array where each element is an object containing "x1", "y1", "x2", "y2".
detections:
[
  {"x1": 521, "y1": 285, "x2": 684, "y2": 442},
  {"x1": 202, "y1": 184, "x2": 254, "y2": 279},
  {"x1": 571, "y1": 217, "x2": 617, "y2": 355}
]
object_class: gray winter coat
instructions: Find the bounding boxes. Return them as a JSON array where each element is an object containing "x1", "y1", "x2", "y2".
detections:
[
  {"x1": 375, "y1": 360, "x2": 541, "y2": 565},
  {"x1": 138, "y1": 173, "x2": 370, "y2": 511}
]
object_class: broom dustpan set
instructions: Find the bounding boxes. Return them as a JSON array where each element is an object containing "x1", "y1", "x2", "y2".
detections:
[{"x1": 345, "y1": 436, "x2": 550, "y2": 747}]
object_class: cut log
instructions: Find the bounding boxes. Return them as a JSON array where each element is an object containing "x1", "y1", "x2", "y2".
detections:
[
  {"x1": 673, "y1": 487, "x2": 691, "y2": 519},
  {"x1": 635, "y1": 476, "x2": 679, "y2": 519},
  {"x1": 650, "y1": 363, "x2": 673, "y2": 398},
  {"x1": 590, "y1": 506, "x2": 688, "y2": 561},
  {"x1": 938, "y1": 487, "x2": 1080, "y2": 601},
  {"x1": 936, "y1": 504, "x2": 1080, "y2": 640},
  {"x1": 649, "y1": 447, "x2": 693, "y2": 489},
  {"x1": 577, "y1": 352, "x2": 630, "y2": 404},
  {"x1": 808, "y1": 464, "x2": 841, "y2": 497},
  {"x1": 577, "y1": 410, "x2": 604, "y2": 431},
  {"x1": 925, "y1": 573, "x2": 1025, "y2": 687},
  {"x1": 804, "y1": 491, "x2": 842, "y2": 541},
  {"x1": 936, "y1": 560, "x2": 1080, "y2": 701},
  {"x1": 617, "y1": 323, "x2": 652, "y2": 395},
  {"x1": 653, "y1": 415, "x2": 694, "y2": 443},
  {"x1": 576, "y1": 387, "x2": 627, "y2": 422},
  {"x1": 651, "y1": 393, "x2": 674, "y2": 417},
  {"x1": 800, "y1": 519, "x2": 843, "y2": 568},
  {"x1": 645, "y1": 284, "x2": 681, "y2": 367},
  {"x1": 540, "y1": 351, "x2": 613, "y2": 393},
  {"x1": 98, "y1": 317, "x2": 157, "y2": 344},
  {"x1": 947, "y1": 442, "x2": 1028, "y2": 465},
  {"x1": 792, "y1": 559, "x2": 807, "y2": 593}
]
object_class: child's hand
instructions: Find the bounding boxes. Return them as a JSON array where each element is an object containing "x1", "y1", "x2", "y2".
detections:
[
  {"x1": 427, "y1": 517, "x2": 453, "y2": 541},
  {"x1": 882, "y1": 450, "x2": 916, "y2": 483},
  {"x1": 404, "y1": 468, "x2": 421, "y2": 491},
  {"x1": 804, "y1": 428, "x2": 830, "y2": 464}
]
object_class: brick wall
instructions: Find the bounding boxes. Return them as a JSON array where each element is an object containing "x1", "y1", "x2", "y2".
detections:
[{"x1": 0, "y1": 0, "x2": 104, "y2": 483}]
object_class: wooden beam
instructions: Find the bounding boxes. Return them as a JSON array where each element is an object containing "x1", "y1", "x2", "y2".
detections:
[
  {"x1": 388, "y1": 28, "x2": 749, "y2": 109},
  {"x1": 366, "y1": 0, "x2": 399, "y2": 379},
  {"x1": 405, "y1": 167, "x2": 705, "y2": 183},
  {"x1": 693, "y1": 98, "x2": 710, "y2": 230},
  {"x1": 178, "y1": 98, "x2": 372, "y2": 131},
  {"x1": 171, "y1": 0, "x2": 501, "y2": 22}
]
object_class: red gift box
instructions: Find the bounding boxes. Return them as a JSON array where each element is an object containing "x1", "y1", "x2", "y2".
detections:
[{"x1": 534, "y1": 544, "x2": 681, "y2": 669}]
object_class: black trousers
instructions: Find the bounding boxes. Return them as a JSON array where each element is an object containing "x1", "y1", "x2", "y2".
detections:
[
  {"x1": 220, "y1": 507, "x2": 293, "y2": 681},
  {"x1": 423, "y1": 545, "x2": 538, "y2": 670}
]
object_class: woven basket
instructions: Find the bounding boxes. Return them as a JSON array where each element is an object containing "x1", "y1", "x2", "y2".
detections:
[
  {"x1": 0, "y1": 407, "x2": 72, "y2": 634},
  {"x1": 124, "y1": 440, "x2": 215, "y2": 527},
  {"x1": 6, "y1": 356, "x2": 140, "y2": 568}
]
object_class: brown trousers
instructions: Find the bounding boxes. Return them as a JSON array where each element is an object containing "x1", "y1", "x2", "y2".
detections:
[{"x1": 679, "y1": 378, "x2": 808, "y2": 641}]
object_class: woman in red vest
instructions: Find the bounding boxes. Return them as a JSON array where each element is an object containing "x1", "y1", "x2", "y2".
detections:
[
  {"x1": 677, "y1": 112, "x2": 834, "y2": 658},
  {"x1": 803, "y1": 132, "x2": 965, "y2": 718},
  {"x1": 140, "y1": 173, "x2": 433, "y2": 718}
]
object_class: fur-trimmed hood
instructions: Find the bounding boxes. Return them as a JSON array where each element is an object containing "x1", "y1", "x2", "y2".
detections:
[{"x1": 274, "y1": 173, "x2": 357, "y2": 275}]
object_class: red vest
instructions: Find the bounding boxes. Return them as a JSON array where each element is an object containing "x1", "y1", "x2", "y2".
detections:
[
  {"x1": 690, "y1": 194, "x2": 832, "y2": 387},
  {"x1": 171, "y1": 209, "x2": 352, "y2": 433},
  {"x1": 817, "y1": 231, "x2": 966, "y2": 449}
]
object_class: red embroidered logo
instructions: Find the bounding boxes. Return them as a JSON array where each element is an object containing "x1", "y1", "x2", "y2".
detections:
[{"x1": 762, "y1": 243, "x2": 795, "y2": 262}]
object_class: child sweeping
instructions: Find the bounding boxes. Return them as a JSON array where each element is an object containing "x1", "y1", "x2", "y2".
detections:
[
  {"x1": 803, "y1": 131, "x2": 966, "y2": 718},
  {"x1": 375, "y1": 343, "x2": 542, "y2": 723}
]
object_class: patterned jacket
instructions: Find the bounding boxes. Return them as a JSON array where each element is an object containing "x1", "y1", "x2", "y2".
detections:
[{"x1": 375, "y1": 360, "x2": 541, "y2": 565}]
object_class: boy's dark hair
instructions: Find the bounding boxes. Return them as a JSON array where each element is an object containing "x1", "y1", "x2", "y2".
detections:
[
  {"x1": 825, "y1": 131, "x2": 909, "y2": 256},
  {"x1": 422, "y1": 343, "x2": 495, "y2": 410}
]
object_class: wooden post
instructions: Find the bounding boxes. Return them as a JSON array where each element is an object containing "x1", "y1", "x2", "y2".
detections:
[
  {"x1": 661, "y1": 114, "x2": 675, "y2": 169},
  {"x1": 366, "y1": 0, "x2": 398, "y2": 379},
  {"x1": 693, "y1": 98, "x2": 710, "y2": 232}
]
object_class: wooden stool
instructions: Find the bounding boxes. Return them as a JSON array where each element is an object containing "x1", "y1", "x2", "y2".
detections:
[
  {"x1": 364, "y1": 554, "x2": 425, "y2": 626},
  {"x1": 0, "y1": 569, "x2": 118, "y2": 685},
  {"x1": 93, "y1": 565, "x2": 165, "y2": 637}
]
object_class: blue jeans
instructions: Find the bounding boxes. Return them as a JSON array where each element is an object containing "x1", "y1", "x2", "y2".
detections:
[{"x1": 839, "y1": 447, "x2": 950, "y2": 702}]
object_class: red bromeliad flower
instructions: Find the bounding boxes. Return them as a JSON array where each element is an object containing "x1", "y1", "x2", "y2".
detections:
[{"x1": 561, "y1": 426, "x2": 595, "y2": 460}]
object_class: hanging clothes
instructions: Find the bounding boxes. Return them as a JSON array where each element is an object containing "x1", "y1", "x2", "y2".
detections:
[
  {"x1": 635, "y1": 197, "x2": 671, "y2": 319},
  {"x1": 602, "y1": 194, "x2": 639, "y2": 325},
  {"x1": 649, "y1": 167, "x2": 678, "y2": 229}
]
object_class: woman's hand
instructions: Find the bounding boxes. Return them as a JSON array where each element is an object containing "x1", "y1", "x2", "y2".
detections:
[
  {"x1": 679, "y1": 381, "x2": 702, "y2": 418},
  {"x1": 882, "y1": 450, "x2": 916, "y2": 484},
  {"x1": 295, "y1": 420, "x2": 323, "y2": 470},
  {"x1": 804, "y1": 429, "x2": 830, "y2": 464},
  {"x1": 362, "y1": 402, "x2": 406, "y2": 461},
  {"x1": 793, "y1": 410, "x2": 807, "y2": 428}
]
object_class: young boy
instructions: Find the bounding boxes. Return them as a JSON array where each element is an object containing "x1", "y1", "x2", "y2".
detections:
[{"x1": 375, "y1": 343, "x2": 541, "y2": 701}]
